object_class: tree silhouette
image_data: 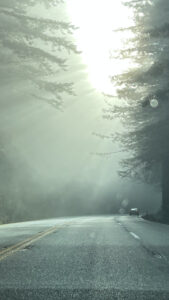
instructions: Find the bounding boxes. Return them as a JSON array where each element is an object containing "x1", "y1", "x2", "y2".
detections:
[
  {"x1": 0, "y1": 0, "x2": 80, "y2": 222},
  {"x1": 0, "y1": 0, "x2": 79, "y2": 109},
  {"x1": 106, "y1": 0, "x2": 169, "y2": 220}
]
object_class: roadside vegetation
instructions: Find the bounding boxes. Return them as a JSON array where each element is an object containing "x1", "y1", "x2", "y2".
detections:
[
  {"x1": 105, "y1": 0, "x2": 169, "y2": 223},
  {"x1": 0, "y1": 0, "x2": 78, "y2": 224}
]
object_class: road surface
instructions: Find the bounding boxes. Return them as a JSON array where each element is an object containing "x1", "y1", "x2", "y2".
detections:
[{"x1": 0, "y1": 215, "x2": 169, "y2": 299}]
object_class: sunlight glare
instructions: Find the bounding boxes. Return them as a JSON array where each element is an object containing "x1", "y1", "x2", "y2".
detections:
[{"x1": 67, "y1": 0, "x2": 134, "y2": 95}]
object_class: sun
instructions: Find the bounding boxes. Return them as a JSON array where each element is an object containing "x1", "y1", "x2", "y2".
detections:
[{"x1": 67, "y1": 0, "x2": 134, "y2": 95}]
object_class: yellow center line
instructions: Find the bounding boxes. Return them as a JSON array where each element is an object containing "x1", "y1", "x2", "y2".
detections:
[{"x1": 0, "y1": 224, "x2": 66, "y2": 262}]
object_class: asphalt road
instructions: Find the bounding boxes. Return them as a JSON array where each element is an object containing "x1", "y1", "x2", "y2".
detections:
[{"x1": 0, "y1": 215, "x2": 169, "y2": 300}]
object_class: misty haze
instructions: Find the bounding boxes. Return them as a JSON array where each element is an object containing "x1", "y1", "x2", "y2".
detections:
[
  {"x1": 0, "y1": 0, "x2": 161, "y2": 223},
  {"x1": 0, "y1": 0, "x2": 169, "y2": 299}
]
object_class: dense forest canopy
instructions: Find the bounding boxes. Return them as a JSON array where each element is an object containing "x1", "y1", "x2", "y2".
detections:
[
  {"x1": 107, "y1": 0, "x2": 169, "y2": 220},
  {"x1": 0, "y1": 0, "x2": 79, "y2": 109},
  {"x1": 0, "y1": 0, "x2": 79, "y2": 222}
]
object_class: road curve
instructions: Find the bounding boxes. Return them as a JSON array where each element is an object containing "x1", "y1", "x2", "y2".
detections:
[{"x1": 0, "y1": 215, "x2": 169, "y2": 300}]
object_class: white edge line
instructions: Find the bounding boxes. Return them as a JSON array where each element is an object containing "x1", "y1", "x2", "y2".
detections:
[{"x1": 130, "y1": 232, "x2": 140, "y2": 240}]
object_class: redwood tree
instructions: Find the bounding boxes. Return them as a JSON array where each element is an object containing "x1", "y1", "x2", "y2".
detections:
[
  {"x1": 106, "y1": 0, "x2": 169, "y2": 220},
  {"x1": 0, "y1": 0, "x2": 78, "y2": 108}
]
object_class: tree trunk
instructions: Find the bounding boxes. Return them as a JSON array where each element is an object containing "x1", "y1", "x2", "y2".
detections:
[{"x1": 162, "y1": 158, "x2": 169, "y2": 221}]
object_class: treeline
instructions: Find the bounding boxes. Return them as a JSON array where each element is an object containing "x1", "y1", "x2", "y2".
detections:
[{"x1": 106, "y1": 0, "x2": 169, "y2": 222}]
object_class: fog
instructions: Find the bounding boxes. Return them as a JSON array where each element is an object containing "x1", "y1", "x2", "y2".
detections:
[{"x1": 0, "y1": 0, "x2": 161, "y2": 223}]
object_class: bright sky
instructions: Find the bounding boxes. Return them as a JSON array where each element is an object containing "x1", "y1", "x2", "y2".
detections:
[{"x1": 67, "y1": 0, "x2": 134, "y2": 95}]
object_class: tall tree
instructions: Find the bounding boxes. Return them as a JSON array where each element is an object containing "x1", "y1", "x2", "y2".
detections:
[
  {"x1": 106, "y1": 0, "x2": 169, "y2": 220},
  {"x1": 0, "y1": 0, "x2": 78, "y2": 109},
  {"x1": 0, "y1": 0, "x2": 79, "y2": 222}
]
